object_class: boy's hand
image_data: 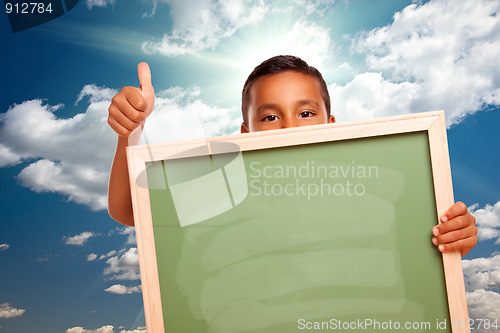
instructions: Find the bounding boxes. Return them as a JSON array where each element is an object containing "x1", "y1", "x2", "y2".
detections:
[
  {"x1": 108, "y1": 62, "x2": 155, "y2": 137},
  {"x1": 432, "y1": 202, "x2": 477, "y2": 257}
]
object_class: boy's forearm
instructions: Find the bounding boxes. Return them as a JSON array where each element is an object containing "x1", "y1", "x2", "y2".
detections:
[{"x1": 108, "y1": 136, "x2": 135, "y2": 226}]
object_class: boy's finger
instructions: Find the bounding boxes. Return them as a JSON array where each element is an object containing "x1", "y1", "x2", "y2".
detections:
[
  {"x1": 107, "y1": 116, "x2": 132, "y2": 137},
  {"x1": 436, "y1": 237, "x2": 476, "y2": 256},
  {"x1": 117, "y1": 86, "x2": 148, "y2": 113},
  {"x1": 433, "y1": 224, "x2": 477, "y2": 245},
  {"x1": 109, "y1": 103, "x2": 144, "y2": 129},
  {"x1": 440, "y1": 201, "x2": 468, "y2": 222},
  {"x1": 432, "y1": 214, "x2": 474, "y2": 236},
  {"x1": 137, "y1": 62, "x2": 154, "y2": 105}
]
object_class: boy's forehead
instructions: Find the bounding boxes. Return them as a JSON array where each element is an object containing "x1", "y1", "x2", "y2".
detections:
[{"x1": 249, "y1": 71, "x2": 323, "y2": 102}]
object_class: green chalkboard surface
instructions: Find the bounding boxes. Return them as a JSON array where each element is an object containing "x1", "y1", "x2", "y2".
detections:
[
  {"x1": 127, "y1": 111, "x2": 469, "y2": 333},
  {"x1": 146, "y1": 132, "x2": 445, "y2": 332}
]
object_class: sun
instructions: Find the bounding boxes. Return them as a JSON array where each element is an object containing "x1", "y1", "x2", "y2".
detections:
[{"x1": 190, "y1": 10, "x2": 337, "y2": 110}]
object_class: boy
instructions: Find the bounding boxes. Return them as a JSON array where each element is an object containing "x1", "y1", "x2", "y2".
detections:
[{"x1": 107, "y1": 55, "x2": 477, "y2": 256}]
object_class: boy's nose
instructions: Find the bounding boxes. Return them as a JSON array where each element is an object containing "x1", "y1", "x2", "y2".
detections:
[{"x1": 281, "y1": 115, "x2": 295, "y2": 129}]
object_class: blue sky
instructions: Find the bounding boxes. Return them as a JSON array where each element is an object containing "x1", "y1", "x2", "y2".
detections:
[{"x1": 1, "y1": 0, "x2": 499, "y2": 332}]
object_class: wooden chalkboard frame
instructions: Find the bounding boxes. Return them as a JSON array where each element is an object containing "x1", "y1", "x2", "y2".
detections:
[{"x1": 126, "y1": 110, "x2": 469, "y2": 333}]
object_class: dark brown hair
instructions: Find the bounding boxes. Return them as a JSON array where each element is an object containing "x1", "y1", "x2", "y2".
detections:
[{"x1": 241, "y1": 55, "x2": 331, "y2": 126}]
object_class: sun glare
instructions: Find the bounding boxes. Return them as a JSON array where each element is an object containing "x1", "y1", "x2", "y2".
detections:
[{"x1": 196, "y1": 10, "x2": 338, "y2": 110}]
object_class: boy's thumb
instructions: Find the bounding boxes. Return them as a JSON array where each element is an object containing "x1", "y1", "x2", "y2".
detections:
[{"x1": 137, "y1": 62, "x2": 155, "y2": 105}]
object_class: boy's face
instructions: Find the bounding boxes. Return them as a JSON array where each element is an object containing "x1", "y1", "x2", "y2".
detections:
[{"x1": 241, "y1": 71, "x2": 335, "y2": 133}]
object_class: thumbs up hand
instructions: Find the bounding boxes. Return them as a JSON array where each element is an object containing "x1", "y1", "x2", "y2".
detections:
[{"x1": 108, "y1": 62, "x2": 155, "y2": 137}]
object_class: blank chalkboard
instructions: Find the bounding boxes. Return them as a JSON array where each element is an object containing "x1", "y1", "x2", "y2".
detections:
[{"x1": 127, "y1": 111, "x2": 469, "y2": 333}]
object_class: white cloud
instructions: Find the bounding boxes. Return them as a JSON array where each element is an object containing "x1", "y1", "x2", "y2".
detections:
[
  {"x1": 16, "y1": 158, "x2": 109, "y2": 210},
  {"x1": 0, "y1": 144, "x2": 22, "y2": 167},
  {"x1": 334, "y1": 0, "x2": 500, "y2": 125},
  {"x1": 0, "y1": 303, "x2": 25, "y2": 318},
  {"x1": 0, "y1": 90, "x2": 116, "y2": 210},
  {"x1": 0, "y1": 85, "x2": 239, "y2": 211},
  {"x1": 142, "y1": 0, "x2": 269, "y2": 56},
  {"x1": 118, "y1": 327, "x2": 146, "y2": 333},
  {"x1": 282, "y1": 20, "x2": 334, "y2": 68},
  {"x1": 64, "y1": 231, "x2": 96, "y2": 246},
  {"x1": 65, "y1": 326, "x2": 146, "y2": 333},
  {"x1": 462, "y1": 254, "x2": 500, "y2": 291},
  {"x1": 466, "y1": 289, "x2": 500, "y2": 332},
  {"x1": 469, "y1": 201, "x2": 500, "y2": 243},
  {"x1": 65, "y1": 325, "x2": 115, "y2": 333},
  {"x1": 118, "y1": 227, "x2": 137, "y2": 245},
  {"x1": 292, "y1": 0, "x2": 336, "y2": 16},
  {"x1": 237, "y1": 19, "x2": 335, "y2": 75},
  {"x1": 88, "y1": 249, "x2": 120, "y2": 262},
  {"x1": 104, "y1": 247, "x2": 140, "y2": 280},
  {"x1": 86, "y1": 0, "x2": 115, "y2": 10},
  {"x1": 329, "y1": 72, "x2": 419, "y2": 121},
  {"x1": 75, "y1": 84, "x2": 117, "y2": 105},
  {"x1": 99, "y1": 250, "x2": 117, "y2": 261},
  {"x1": 142, "y1": 86, "x2": 240, "y2": 144},
  {"x1": 457, "y1": 231, "x2": 500, "y2": 331},
  {"x1": 0, "y1": 244, "x2": 9, "y2": 251},
  {"x1": 142, "y1": 0, "x2": 158, "y2": 18},
  {"x1": 140, "y1": 0, "x2": 340, "y2": 58},
  {"x1": 104, "y1": 284, "x2": 142, "y2": 294}
]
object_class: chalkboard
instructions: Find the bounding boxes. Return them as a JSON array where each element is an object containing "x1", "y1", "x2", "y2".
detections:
[{"x1": 127, "y1": 111, "x2": 469, "y2": 333}]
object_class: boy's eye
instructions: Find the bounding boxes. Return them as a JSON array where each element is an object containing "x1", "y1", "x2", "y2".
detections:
[
  {"x1": 299, "y1": 111, "x2": 315, "y2": 118},
  {"x1": 262, "y1": 115, "x2": 278, "y2": 122}
]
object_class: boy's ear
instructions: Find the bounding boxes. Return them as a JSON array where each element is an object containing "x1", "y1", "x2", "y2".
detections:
[
  {"x1": 241, "y1": 122, "x2": 249, "y2": 133},
  {"x1": 328, "y1": 115, "x2": 336, "y2": 123}
]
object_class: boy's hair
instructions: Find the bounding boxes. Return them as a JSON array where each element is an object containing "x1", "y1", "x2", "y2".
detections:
[{"x1": 241, "y1": 55, "x2": 331, "y2": 126}]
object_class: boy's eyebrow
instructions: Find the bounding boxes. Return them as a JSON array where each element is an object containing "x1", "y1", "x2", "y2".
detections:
[
  {"x1": 256, "y1": 100, "x2": 321, "y2": 113},
  {"x1": 256, "y1": 103, "x2": 281, "y2": 113},
  {"x1": 296, "y1": 100, "x2": 320, "y2": 108}
]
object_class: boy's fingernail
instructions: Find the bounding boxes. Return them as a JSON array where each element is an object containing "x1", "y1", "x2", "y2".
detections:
[
  {"x1": 432, "y1": 237, "x2": 438, "y2": 245},
  {"x1": 438, "y1": 245, "x2": 445, "y2": 252},
  {"x1": 433, "y1": 228, "x2": 440, "y2": 236},
  {"x1": 441, "y1": 216, "x2": 448, "y2": 223}
]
